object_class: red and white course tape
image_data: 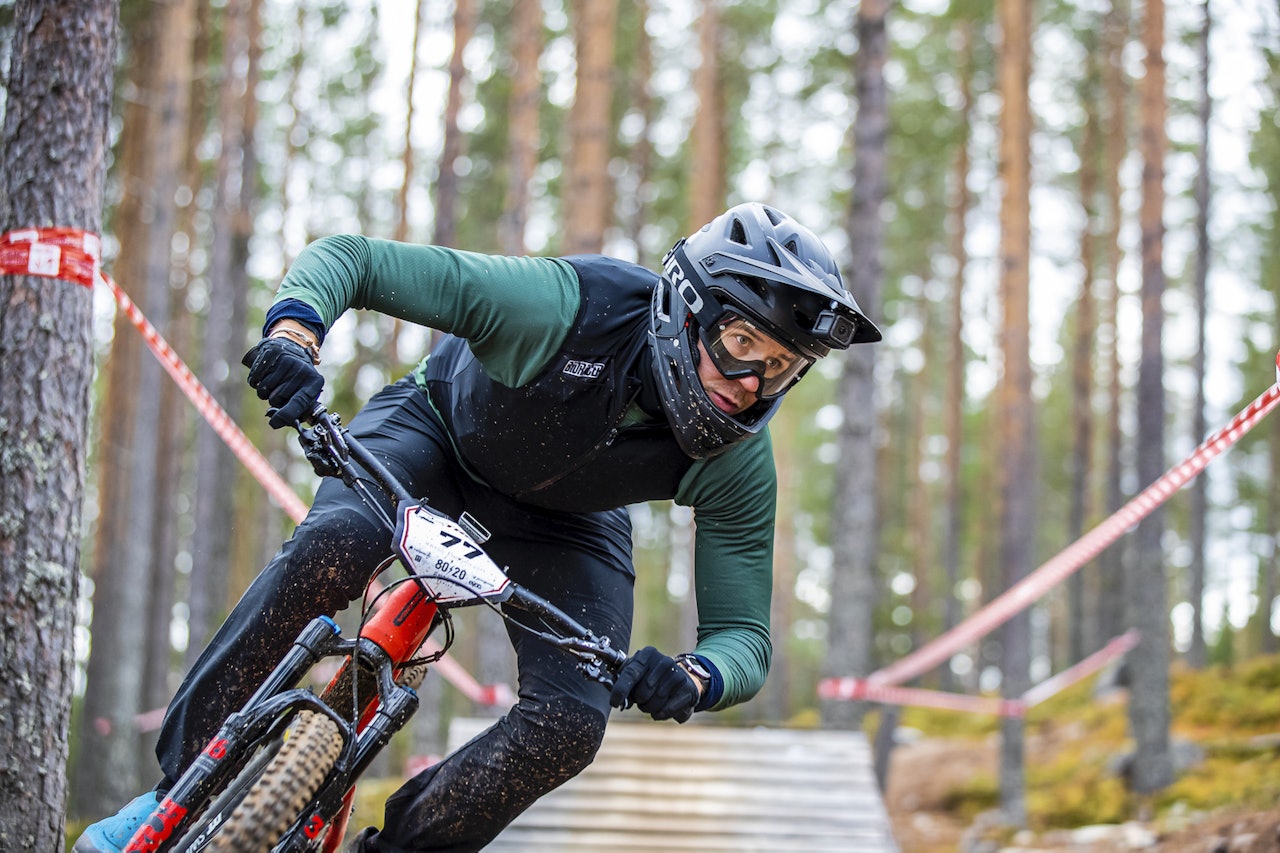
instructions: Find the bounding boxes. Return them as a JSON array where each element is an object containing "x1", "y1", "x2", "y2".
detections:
[
  {"x1": 2, "y1": 227, "x2": 514, "y2": 717},
  {"x1": 819, "y1": 630, "x2": 1140, "y2": 717},
  {"x1": 821, "y1": 352, "x2": 1280, "y2": 709},
  {"x1": 1, "y1": 227, "x2": 309, "y2": 523}
]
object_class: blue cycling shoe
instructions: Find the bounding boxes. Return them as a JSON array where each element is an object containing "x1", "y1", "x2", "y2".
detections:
[{"x1": 71, "y1": 791, "x2": 162, "y2": 853}]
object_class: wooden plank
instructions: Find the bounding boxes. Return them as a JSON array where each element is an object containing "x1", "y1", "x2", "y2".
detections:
[{"x1": 445, "y1": 718, "x2": 898, "y2": 852}]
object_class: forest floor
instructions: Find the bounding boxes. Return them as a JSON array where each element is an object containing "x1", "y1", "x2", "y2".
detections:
[
  {"x1": 884, "y1": 713, "x2": 1280, "y2": 852},
  {"x1": 872, "y1": 652, "x2": 1280, "y2": 851}
]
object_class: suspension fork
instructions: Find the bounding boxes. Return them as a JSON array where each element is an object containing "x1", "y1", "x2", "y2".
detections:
[{"x1": 312, "y1": 578, "x2": 441, "y2": 849}]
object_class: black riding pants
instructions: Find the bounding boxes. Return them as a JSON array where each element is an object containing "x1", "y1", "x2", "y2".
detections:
[{"x1": 155, "y1": 377, "x2": 636, "y2": 851}]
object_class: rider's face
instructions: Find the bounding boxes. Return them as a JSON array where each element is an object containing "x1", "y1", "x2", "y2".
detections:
[{"x1": 695, "y1": 338, "x2": 764, "y2": 415}]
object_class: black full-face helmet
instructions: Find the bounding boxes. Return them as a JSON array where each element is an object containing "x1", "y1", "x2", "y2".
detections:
[{"x1": 651, "y1": 202, "x2": 881, "y2": 458}]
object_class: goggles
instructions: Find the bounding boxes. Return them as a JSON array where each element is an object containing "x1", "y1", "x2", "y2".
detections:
[{"x1": 699, "y1": 311, "x2": 814, "y2": 399}]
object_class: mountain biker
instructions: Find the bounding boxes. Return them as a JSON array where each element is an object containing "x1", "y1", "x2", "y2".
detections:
[{"x1": 74, "y1": 202, "x2": 880, "y2": 853}]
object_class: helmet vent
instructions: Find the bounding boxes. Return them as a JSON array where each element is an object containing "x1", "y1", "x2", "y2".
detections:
[
  {"x1": 743, "y1": 276, "x2": 771, "y2": 302},
  {"x1": 729, "y1": 218, "x2": 749, "y2": 246},
  {"x1": 762, "y1": 206, "x2": 784, "y2": 225},
  {"x1": 784, "y1": 238, "x2": 799, "y2": 256}
]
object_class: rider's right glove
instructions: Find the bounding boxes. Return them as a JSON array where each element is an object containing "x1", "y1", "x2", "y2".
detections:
[
  {"x1": 243, "y1": 337, "x2": 324, "y2": 429},
  {"x1": 609, "y1": 646, "x2": 701, "y2": 724}
]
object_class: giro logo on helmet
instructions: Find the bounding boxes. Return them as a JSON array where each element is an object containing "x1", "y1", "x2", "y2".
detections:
[{"x1": 661, "y1": 248, "x2": 706, "y2": 316}]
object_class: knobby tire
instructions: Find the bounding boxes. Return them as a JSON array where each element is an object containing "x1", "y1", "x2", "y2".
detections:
[{"x1": 172, "y1": 711, "x2": 344, "y2": 853}]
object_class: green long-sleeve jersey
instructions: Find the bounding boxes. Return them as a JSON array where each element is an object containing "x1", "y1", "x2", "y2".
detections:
[{"x1": 273, "y1": 235, "x2": 776, "y2": 709}]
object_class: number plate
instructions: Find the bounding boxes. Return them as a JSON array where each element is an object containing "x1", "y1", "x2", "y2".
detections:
[{"x1": 393, "y1": 503, "x2": 512, "y2": 604}]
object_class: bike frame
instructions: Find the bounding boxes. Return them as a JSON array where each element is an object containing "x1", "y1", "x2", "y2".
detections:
[{"x1": 125, "y1": 406, "x2": 624, "y2": 853}]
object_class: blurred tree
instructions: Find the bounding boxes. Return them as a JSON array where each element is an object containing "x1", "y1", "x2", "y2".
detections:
[
  {"x1": 498, "y1": 0, "x2": 543, "y2": 255},
  {"x1": 995, "y1": 0, "x2": 1035, "y2": 827},
  {"x1": 940, "y1": 16, "x2": 975, "y2": 693},
  {"x1": 688, "y1": 0, "x2": 724, "y2": 229},
  {"x1": 187, "y1": 0, "x2": 259, "y2": 665},
  {"x1": 562, "y1": 0, "x2": 617, "y2": 253},
  {"x1": 1257, "y1": 14, "x2": 1280, "y2": 659},
  {"x1": 821, "y1": 0, "x2": 888, "y2": 732},
  {"x1": 434, "y1": 0, "x2": 475, "y2": 252},
  {"x1": 1128, "y1": 0, "x2": 1174, "y2": 795},
  {"x1": 1186, "y1": 0, "x2": 1212, "y2": 668},
  {"x1": 1095, "y1": 0, "x2": 1131, "y2": 652},
  {"x1": 138, "y1": 0, "x2": 206, "y2": 773},
  {"x1": 0, "y1": 0, "x2": 118, "y2": 844},
  {"x1": 618, "y1": 0, "x2": 654, "y2": 264},
  {"x1": 384, "y1": 0, "x2": 426, "y2": 364},
  {"x1": 74, "y1": 0, "x2": 193, "y2": 818},
  {"x1": 394, "y1": 0, "x2": 426, "y2": 249},
  {"x1": 1067, "y1": 26, "x2": 1101, "y2": 667}
]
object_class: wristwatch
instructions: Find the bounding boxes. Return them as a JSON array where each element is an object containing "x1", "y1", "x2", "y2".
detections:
[
  {"x1": 675, "y1": 653, "x2": 712, "y2": 696},
  {"x1": 268, "y1": 324, "x2": 322, "y2": 365}
]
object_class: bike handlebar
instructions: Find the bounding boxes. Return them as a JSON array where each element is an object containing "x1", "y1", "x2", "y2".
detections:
[{"x1": 293, "y1": 403, "x2": 627, "y2": 680}]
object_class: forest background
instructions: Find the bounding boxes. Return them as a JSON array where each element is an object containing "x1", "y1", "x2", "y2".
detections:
[{"x1": 2, "y1": 0, "x2": 1280, "y2": 844}]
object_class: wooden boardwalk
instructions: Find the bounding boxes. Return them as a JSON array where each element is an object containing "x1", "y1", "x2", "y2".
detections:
[{"x1": 448, "y1": 717, "x2": 899, "y2": 852}]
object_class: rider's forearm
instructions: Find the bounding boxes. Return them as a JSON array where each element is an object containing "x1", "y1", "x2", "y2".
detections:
[
  {"x1": 269, "y1": 234, "x2": 581, "y2": 387},
  {"x1": 676, "y1": 435, "x2": 777, "y2": 709}
]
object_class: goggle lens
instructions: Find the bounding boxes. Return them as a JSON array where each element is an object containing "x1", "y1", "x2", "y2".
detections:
[{"x1": 702, "y1": 313, "x2": 812, "y2": 399}]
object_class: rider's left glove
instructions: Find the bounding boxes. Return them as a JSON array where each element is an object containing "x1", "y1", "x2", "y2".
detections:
[
  {"x1": 243, "y1": 337, "x2": 324, "y2": 429},
  {"x1": 609, "y1": 646, "x2": 702, "y2": 724}
]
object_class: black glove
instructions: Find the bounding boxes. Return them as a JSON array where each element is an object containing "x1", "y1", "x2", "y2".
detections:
[
  {"x1": 609, "y1": 646, "x2": 700, "y2": 723},
  {"x1": 243, "y1": 337, "x2": 324, "y2": 429}
]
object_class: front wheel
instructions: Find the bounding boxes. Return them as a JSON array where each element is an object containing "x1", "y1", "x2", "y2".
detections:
[{"x1": 171, "y1": 710, "x2": 344, "y2": 853}]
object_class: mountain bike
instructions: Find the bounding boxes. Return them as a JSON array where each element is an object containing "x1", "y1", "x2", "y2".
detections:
[{"x1": 122, "y1": 404, "x2": 627, "y2": 853}]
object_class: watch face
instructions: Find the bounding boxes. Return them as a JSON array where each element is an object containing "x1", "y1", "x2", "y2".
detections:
[{"x1": 678, "y1": 655, "x2": 711, "y2": 680}]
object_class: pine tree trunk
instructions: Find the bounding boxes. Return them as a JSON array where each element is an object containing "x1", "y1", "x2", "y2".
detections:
[
  {"x1": 1268, "y1": 288, "x2": 1280, "y2": 656},
  {"x1": 1136, "y1": 0, "x2": 1172, "y2": 788},
  {"x1": 1069, "y1": 30, "x2": 1101, "y2": 666},
  {"x1": 940, "y1": 19, "x2": 973, "y2": 694},
  {"x1": 821, "y1": 0, "x2": 888, "y2": 731},
  {"x1": 1187, "y1": 0, "x2": 1212, "y2": 668},
  {"x1": 762, "y1": 411, "x2": 798, "y2": 722},
  {"x1": 1128, "y1": 0, "x2": 1174, "y2": 794},
  {"x1": 623, "y1": 0, "x2": 655, "y2": 265},
  {"x1": 688, "y1": 0, "x2": 724, "y2": 228},
  {"x1": 996, "y1": 0, "x2": 1036, "y2": 826},
  {"x1": 0, "y1": 1, "x2": 118, "y2": 845},
  {"x1": 562, "y1": 0, "x2": 617, "y2": 254},
  {"x1": 499, "y1": 0, "x2": 543, "y2": 256},
  {"x1": 1096, "y1": 0, "x2": 1130, "y2": 654},
  {"x1": 188, "y1": 0, "x2": 253, "y2": 664},
  {"x1": 433, "y1": 0, "x2": 475, "y2": 251},
  {"x1": 77, "y1": 0, "x2": 191, "y2": 816}
]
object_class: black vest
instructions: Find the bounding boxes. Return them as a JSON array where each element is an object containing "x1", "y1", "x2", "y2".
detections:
[{"x1": 422, "y1": 255, "x2": 694, "y2": 512}]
